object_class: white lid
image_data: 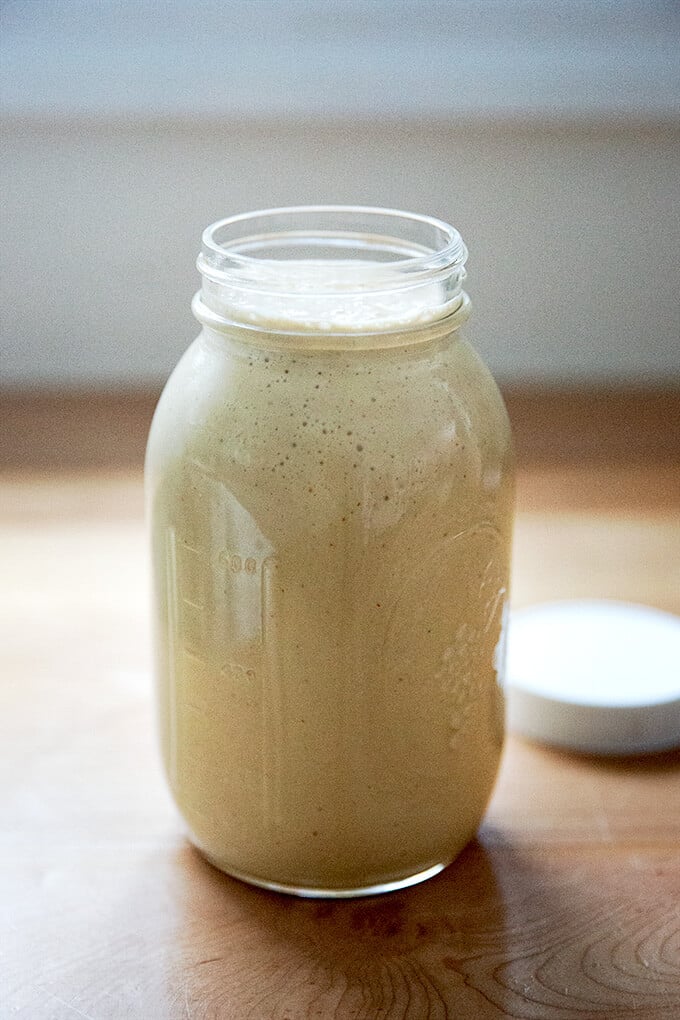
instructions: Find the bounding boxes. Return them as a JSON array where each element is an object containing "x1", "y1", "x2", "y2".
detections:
[{"x1": 504, "y1": 600, "x2": 680, "y2": 755}]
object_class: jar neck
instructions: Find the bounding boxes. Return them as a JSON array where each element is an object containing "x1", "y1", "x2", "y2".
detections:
[{"x1": 193, "y1": 206, "x2": 470, "y2": 351}]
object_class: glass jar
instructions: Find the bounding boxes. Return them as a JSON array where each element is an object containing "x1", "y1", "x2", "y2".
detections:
[{"x1": 146, "y1": 207, "x2": 514, "y2": 897}]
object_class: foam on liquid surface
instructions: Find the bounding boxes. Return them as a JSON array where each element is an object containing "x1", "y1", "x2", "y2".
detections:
[{"x1": 205, "y1": 260, "x2": 452, "y2": 333}]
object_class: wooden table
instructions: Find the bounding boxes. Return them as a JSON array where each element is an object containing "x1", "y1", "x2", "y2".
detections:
[{"x1": 2, "y1": 391, "x2": 680, "y2": 1019}]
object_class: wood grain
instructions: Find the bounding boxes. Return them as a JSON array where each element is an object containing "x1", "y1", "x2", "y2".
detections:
[{"x1": 1, "y1": 390, "x2": 679, "y2": 1019}]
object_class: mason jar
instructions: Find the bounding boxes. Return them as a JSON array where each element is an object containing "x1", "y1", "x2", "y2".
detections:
[{"x1": 146, "y1": 206, "x2": 514, "y2": 897}]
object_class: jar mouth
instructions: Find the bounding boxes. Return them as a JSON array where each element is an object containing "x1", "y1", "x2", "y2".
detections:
[
  {"x1": 199, "y1": 206, "x2": 467, "y2": 290},
  {"x1": 196, "y1": 206, "x2": 469, "y2": 340}
]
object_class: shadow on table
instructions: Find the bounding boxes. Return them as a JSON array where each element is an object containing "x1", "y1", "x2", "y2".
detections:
[
  {"x1": 171, "y1": 836, "x2": 511, "y2": 1017},
  {"x1": 164, "y1": 826, "x2": 680, "y2": 1019},
  {"x1": 588, "y1": 748, "x2": 680, "y2": 773},
  {"x1": 165, "y1": 830, "x2": 583, "y2": 1019}
]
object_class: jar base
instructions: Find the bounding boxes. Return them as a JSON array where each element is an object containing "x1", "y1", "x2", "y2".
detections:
[{"x1": 198, "y1": 852, "x2": 451, "y2": 899}]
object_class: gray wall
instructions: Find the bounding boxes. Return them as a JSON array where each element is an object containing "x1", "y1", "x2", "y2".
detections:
[
  {"x1": 2, "y1": 1, "x2": 679, "y2": 389},
  {"x1": 2, "y1": 117, "x2": 679, "y2": 388}
]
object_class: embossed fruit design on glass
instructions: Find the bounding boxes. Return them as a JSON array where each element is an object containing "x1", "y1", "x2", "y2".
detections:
[{"x1": 146, "y1": 207, "x2": 514, "y2": 896}]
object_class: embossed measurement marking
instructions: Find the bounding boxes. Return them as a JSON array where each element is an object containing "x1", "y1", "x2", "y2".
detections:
[
  {"x1": 182, "y1": 645, "x2": 211, "y2": 665},
  {"x1": 178, "y1": 539, "x2": 204, "y2": 556},
  {"x1": 218, "y1": 549, "x2": 260, "y2": 574},
  {"x1": 220, "y1": 662, "x2": 257, "y2": 683}
]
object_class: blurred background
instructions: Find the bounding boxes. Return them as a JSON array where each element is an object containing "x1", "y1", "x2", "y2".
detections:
[
  {"x1": 3, "y1": 7, "x2": 680, "y2": 1013},
  {"x1": 1, "y1": 0, "x2": 679, "y2": 395}
]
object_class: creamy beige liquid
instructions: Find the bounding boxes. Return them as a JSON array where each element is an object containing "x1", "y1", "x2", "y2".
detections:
[{"x1": 147, "y1": 270, "x2": 513, "y2": 892}]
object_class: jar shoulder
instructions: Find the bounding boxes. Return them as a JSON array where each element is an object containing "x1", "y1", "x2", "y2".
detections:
[
  {"x1": 146, "y1": 331, "x2": 514, "y2": 560},
  {"x1": 148, "y1": 330, "x2": 511, "y2": 462}
]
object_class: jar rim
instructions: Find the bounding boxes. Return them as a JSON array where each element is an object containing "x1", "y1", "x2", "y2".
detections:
[{"x1": 198, "y1": 205, "x2": 467, "y2": 289}]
